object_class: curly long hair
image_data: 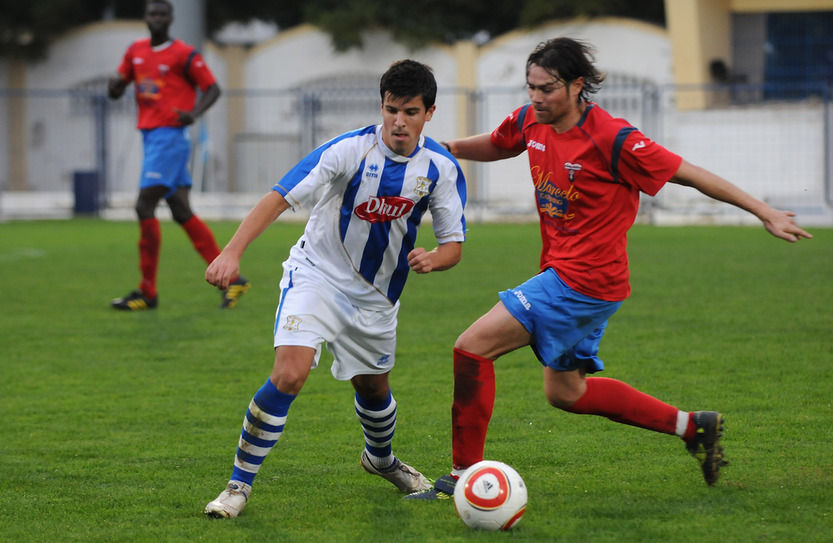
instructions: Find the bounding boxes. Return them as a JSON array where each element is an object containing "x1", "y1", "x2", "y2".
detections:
[{"x1": 526, "y1": 38, "x2": 605, "y2": 103}]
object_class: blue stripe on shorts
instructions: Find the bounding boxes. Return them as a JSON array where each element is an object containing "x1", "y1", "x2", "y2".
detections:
[
  {"x1": 140, "y1": 126, "x2": 192, "y2": 198},
  {"x1": 497, "y1": 268, "x2": 622, "y2": 373}
]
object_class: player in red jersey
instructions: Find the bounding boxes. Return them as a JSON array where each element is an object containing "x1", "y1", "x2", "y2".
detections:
[
  {"x1": 108, "y1": 0, "x2": 249, "y2": 311},
  {"x1": 407, "y1": 37, "x2": 812, "y2": 499}
]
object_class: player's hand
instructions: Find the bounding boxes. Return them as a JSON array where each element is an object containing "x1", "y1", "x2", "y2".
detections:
[
  {"x1": 205, "y1": 252, "x2": 240, "y2": 290},
  {"x1": 174, "y1": 108, "x2": 196, "y2": 126},
  {"x1": 107, "y1": 75, "x2": 127, "y2": 100},
  {"x1": 761, "y1": 209, "x2": 812, "y2": 242},
  {"x1": 408, "y1": 247, "x2": 434, "y2": 274}
]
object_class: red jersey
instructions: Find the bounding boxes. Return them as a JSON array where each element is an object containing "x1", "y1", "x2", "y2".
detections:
[
  {"x1": 116, "y1": 38, "x2": 216, "y2": 130},
  {"x1": 491, "y1": 103, "x2": 682, "y2": 301}
]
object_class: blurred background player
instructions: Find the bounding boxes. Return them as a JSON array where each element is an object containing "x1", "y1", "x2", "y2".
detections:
[
  {"x1": 203, "y1": 59, "x2": 467, "y2": 518},
  {"x1": 407, "y1": 37, "x2": 812, "y2": 499},
  {"x1": 108, "y1": 0, "x2": 249, "y2": 311}
]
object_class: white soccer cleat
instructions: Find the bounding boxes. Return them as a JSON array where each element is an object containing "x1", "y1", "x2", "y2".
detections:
[
  {"x1": 361, "y1": 450, "x2": 432, "y2": 493},
  {"x1": 204, "y1": 481, "x2": 251, "y2": 518}
]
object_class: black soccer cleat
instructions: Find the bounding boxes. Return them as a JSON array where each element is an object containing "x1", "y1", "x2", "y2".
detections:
[
  {"x1": 220, "y1": 276, "x2": 250, "y2": 309},
  {"x1": 111, "y1": 289, "x2": 157, "y2": 311},
  {"x1": 402, "y1": 473, "x2": 457, "y2": 500},
  {"x1": 685, "y1": 411, "x2": 728, "y2": 485}
]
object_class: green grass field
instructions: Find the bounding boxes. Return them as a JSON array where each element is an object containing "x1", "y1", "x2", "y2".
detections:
[{"x1": 1, "y1": 219, "x2": 831, "y2": 542}]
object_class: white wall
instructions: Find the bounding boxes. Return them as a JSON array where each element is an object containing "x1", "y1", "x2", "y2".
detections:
[{"x1": 3, "y1": 17, "x2": 829, "y2": 226}]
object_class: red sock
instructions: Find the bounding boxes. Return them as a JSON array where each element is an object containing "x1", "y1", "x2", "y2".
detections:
[
  {"x1": 567, "y1": 377, "x2": 680, "y2": 436},
  {"x1": 182, "y1": 215, "x2": 221, "y2": 264},
  {"x1": 451, "y1": 348, "x2": 496, "y2": 471},
  {"x1": 682, "y1": 412, "x2": 697, "y2": 441},
  {"x1": 138, "y1": 218, "x2": 160, "y2": 299}
]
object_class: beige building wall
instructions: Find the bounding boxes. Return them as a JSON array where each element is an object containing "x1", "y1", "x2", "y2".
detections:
[{"x1": 664, "y1": 0, "x2": 833, "y2": 109}]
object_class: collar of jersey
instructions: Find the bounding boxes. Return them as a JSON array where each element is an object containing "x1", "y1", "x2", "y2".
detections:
[
  {"x1": 151, "y1": 39, "x2": 174, "y2": 52},
  {"x1": 375, "y1": 125, "x2": 423, "y2": 163}
]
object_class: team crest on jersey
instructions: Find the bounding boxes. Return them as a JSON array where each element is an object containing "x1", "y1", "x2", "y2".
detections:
[
  {"x1": 563, "y1": 162, "x2": 582, "y2": 182},
  {"x1": 283, "y1": 315, "x2": 302, "y2": 332},
  {"x1": 414, "y1": 176, "x2": 431, "y2": 197},
  {"x1": 137, "y1": 77, "x2": 162, "y2": 99},
  {"x1": 532, "y1": 164, "x2": 582, "y2": 221},
  {"x1": 354, "y1": 196, "x2": 415, "y2": 223}
]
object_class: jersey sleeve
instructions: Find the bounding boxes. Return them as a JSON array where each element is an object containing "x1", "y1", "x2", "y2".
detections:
[
  {"x1": 428, "y1": 159, "x2": 467, "y2": 244},
  {"x1": 116, "y1": 43, "x2": 135, "y2": 82},
  {"x1": 272, "y1": 146, "x2": 338, "y2": 210},
  {"x1": 616, "y1": 130, "x2": 683, "y2": 197},
  {"x1": 272, "y1": 132, "x2": 363, "y2": 211},
  {"x1": 184, "y1": 50, "x2": 216, "y2": 91},
  {"x1": 490, "y1": 105, "x2": 529, "y2": 152}
]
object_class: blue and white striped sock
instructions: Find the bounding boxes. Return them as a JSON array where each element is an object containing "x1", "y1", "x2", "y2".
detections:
[
  {"x1": 355, "y1": 391, "x2": 397, "y2": 470},
  {"x1": 229, "y1": 378, "x2": 295, "y2": 486}
]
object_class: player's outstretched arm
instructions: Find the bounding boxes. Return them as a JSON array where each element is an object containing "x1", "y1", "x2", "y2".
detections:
[
  {"x1": 206, "y1": 191, "x2": 290, "y2": 289},
  {"x1": 670, "y1": 159, "x2": 812, "y2": 243},
  {"x1": 408, "y1": 242, "x2": 462, "y2": 274},
  {"x1": 444, "y1": 133, "x2": 522, "y2": 162}
]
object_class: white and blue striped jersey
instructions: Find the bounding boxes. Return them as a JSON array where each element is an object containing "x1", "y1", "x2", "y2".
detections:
[{"x1": 273, "y1": 124, "x2": 467, "y2": 308}]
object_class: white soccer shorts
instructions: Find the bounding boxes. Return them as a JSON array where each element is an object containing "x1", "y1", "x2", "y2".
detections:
[{"x1": 273, "y1": 260, "x2": 398, "y2": 381}]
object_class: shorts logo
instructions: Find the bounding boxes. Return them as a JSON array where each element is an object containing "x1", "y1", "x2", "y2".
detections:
[
  {"x1": 283, "y1": 315, "x2": 302, "y2": 332},
  {"x1": 354, "y1": 196, "x2": 414, "y2": 223},
  {"x1": 513, "y1": 289, "x2": 531, "y2": 310},
  {"x1": 414, "y1": 176, "x2": 431, "y2": 197}
]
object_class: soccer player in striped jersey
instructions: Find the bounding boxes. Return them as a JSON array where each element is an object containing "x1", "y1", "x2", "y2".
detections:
[
  {"x1": 108, "y1": 0, "x2": 249, "y2": 311},
  {"x1": 203, "y1": 59, "x2": 467, "y2": 518},
  {"x1": 407, "y1": 37, "x2": 811, "y2": 500}
]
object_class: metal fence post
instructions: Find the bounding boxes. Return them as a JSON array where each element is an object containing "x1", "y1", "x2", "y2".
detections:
[{"x1": 92, "y1": 92, "x2": 108, "y2": 209}]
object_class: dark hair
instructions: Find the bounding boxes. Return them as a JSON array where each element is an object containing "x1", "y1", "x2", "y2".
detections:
[
  {"x1": 146, "y1": 0, "x2": 173, "y2": 13},
  {"x1": 379, "y1": 59, "x2": 437, "y2": 110},
  {"x1": 526, "y1": 38, "x2": 605, "y2": 102}
]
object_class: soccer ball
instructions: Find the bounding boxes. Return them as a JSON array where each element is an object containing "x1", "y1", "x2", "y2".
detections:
[{"x1": 453, "y1": 460, "x2": 527, "y2": 531}]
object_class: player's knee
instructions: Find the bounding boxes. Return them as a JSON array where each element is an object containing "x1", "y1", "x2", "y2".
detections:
[
  {"x1": 170, "y1": 208, "x2": 193, "y2": 224},
  {"x1": 135, "y1": 187, "x2": 165, "y2": 219},
  {"x1": 167, "y1": 194, "x2": 194, "y2": 224},
  {"x1": 546, "y1": 391, "x2": 575, "y2": 410},
  {"x1": 453, "y1": 330, "x2": 476, "y2": 352},
  {"x1": 544, "y1": 378, "x2": 585, "y2": 410},
  {"x1": 134, "y1": 199, "x2": 155, "y2": 220},
  {"x1": 269, "y1": 372, "x2": 306, "y2": 396},
  {"x1": 351, "y1": 374, "x2": 390, "y2": 401}
]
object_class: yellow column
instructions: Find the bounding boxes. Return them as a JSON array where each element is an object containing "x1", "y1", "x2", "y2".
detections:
[
  {"x1": 220, "y1": 45, "x2": 246, "y2": 192},
  {"x1": 665, "y1": 0, "x2": 731, "y2": 109},
  {"x1": 452, "y1": 40, "x2": 477, "y2": 190},
  {"x1": 7, "y1": 60, "x2": 28, "y2": 190}
]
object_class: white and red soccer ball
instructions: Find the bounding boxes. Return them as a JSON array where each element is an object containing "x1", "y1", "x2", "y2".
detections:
[{"x1": 453, "y1": 460, "x2": 527, "y2": 531}]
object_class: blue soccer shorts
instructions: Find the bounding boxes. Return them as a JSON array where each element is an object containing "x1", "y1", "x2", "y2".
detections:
[
  {"x1": 140, "y1": 126, "x2": 192, "y2": 198},
  {"x1": 498, "y1": 268, "x2": 622, "y2": 373}
]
